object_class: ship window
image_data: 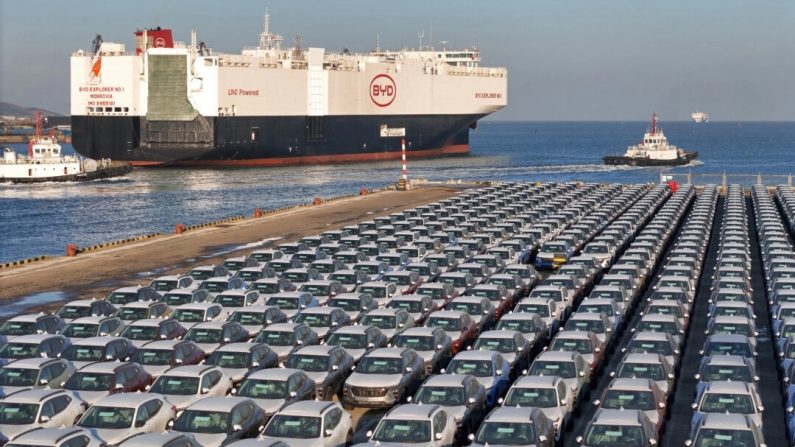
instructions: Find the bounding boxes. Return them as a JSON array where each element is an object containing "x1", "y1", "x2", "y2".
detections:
[
  {"x1": 250, "y1": 127, "x2": 259, "y2": 141},
  {"x1": 105, "y1": 107, "x2": 113, "y2": 112},
  {"x1": 114, "y1": 107, "x2": 122, "y2": 112},
  {"x1": 123, "y1": 107, "x2": 129, "y2": 112},
  {"x1": 307, "y1": 116, "x2": 325, "y2": 141}
]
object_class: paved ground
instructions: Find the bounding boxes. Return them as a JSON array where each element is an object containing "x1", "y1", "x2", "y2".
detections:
[{"x1": 0, "y1": 186, "x2": 463, "y2": 314}]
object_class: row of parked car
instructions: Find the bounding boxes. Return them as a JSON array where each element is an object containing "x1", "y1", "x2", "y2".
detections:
[{"x1": 2, "y1": 180, "x2": 777, "y2": 447}]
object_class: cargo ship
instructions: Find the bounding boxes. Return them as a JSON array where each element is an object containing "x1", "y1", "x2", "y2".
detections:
[
  {"x1": 603, "y1": 113, "x2": 698, "y2": 167},
  {"x1": 69, "y1": 11, "x2": 507, "y2": 167}
]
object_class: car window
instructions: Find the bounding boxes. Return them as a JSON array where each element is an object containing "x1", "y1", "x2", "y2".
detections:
[
  {"x1": 557, "y1": 382, "x2": 567, "y2": 402},
  {"x1": 202, "y1": 371, "x2": 222, "y2": 390},
  {"x1": 432, "y1": 410, "x2": 447, "y2": 434},
  {"x1": 144, "y1": 399, "x2": 163, "y2": 419},
  {"x1": 231, "y1": 403, "x2": 253, "y2": 425},
  {"x1": 48, "y1": 395, "x2": 71, "y2": 416},
  {"x1": 324, "y1": 407, "x2": 343, "y2": 430},
  {"x1": 61, "y1": 435, "x2": 91, "y2": 447}
]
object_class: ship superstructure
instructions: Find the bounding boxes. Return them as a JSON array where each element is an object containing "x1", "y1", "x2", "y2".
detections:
[{"x1": 70, "y1": 11, "x2": 507, "y2": 166}]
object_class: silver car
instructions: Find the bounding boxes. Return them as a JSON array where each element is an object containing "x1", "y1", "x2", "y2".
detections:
[
  {"x1": 146, "y1": 365, "x2": 234, "y2": 411},
  {"x1": 356, "y1": 403, "x2": 456, "y2": 447},
  {"x1": 0, "y1": 389, "x2": 87, "y2": 440},
  {"x1": 232, "y1": 368, "x2": 315, "y2": 417},
  {"x1": 0, "y1": 427, "x2": 104, "y2": 447},
  {"x1": 282, "y1": 345, "x2": 354, "y2": 401},
  {"x1": 342, "y1": 347, "x2": 425, "y2": 409},
  {"x1": 118, "y1": 432, "x2": 204, "y2": 446},
  {"x1": 390, "y1": 327, "x2": 453, "y2": 374},
  {"x1": 0, "y1": 358, "x2": 75, "y2": 397},
  {"x1": 204, "y1": 342, "x2": 278, "y2": 383},
  {"x1": 170, "y1": 397, "x2": 267, "y2": 446},
  {"x1": 76, "y1": 393, "x2": 176, "y2": 445},
  {"x1": 324, "y1": 325, "x2": 388, "y2": 363},
  {"x1": 500, "y1": 375, "x2": 575, "y2": 441},
  {"x1": 468, "y1": 406, "x2": 555, "y2": 447},
  {"x1": 261, "y1": 400, "x2": 353, "y2": 447},
  {"x1": 170, "y1": 303, "x2": 225, "y2": 330}
]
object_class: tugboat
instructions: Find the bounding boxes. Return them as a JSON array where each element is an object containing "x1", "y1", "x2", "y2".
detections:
[
  {"x1": 0, "y1": 112, "x2": 132, "y2": 183},
  {"x1": 603, "y1": 113, "x2": 698, "y2": 167}
]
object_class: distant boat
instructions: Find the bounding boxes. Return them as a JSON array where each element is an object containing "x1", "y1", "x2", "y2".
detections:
[
  {"x1": 691, "y1": 111, "x2": 709, "y2": 123},
  {"x1": 603, "y1": 112, "x2": 699, "y2": 167}
]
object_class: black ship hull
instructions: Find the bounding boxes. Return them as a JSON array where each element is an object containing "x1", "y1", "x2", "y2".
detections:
[
  {"x1": 71, "y1": 114, "x2": 483, "y2": 167},
  {"x1": 603, "y1": 151, "x2": 699, "y2": 167}
]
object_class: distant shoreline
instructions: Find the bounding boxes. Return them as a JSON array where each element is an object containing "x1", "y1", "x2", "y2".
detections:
[{"x1": 0, "y1": 135, "x2": 71, "y2": 144}]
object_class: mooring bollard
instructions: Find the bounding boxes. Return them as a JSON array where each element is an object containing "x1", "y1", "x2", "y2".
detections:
[
  {"x1": 66, "y1": 244, "x2": 79, "y2": 257},
  {"x1": 174, "y1": 223, "x2": 186, "y2": 234}
]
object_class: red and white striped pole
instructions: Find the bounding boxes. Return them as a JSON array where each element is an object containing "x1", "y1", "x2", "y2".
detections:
[{"x1": 401, "y1": 138, "x2": 407, "y2": 181}]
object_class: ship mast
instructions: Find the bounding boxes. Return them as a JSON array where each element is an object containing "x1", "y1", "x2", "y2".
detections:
[
  {"x1": 28, "y1": 110, "x2": 43, "y2": 157},
  {"x1": 650, "y1": 112, "x2": 657, "y2": 136}
]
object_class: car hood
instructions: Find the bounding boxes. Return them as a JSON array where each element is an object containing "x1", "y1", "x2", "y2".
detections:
[
  {"x1": 312, "y1": 327, "x2": 331, "y2": 338},
  {"x1": 439, "y1": 404, "x2": 467, "y2": 422},
  {"x1": 305, "y1": 371, "x2": 330, "y2": 384},
  {"x1": 501, "y1": 352, "x2": 517, "y2": 364},
  {"x1": 539, "y1": 406, "x2": 564, "y2": 425},
  {"x1": 67, "y1": 389, "x2": 109, "y2": 405},
  {"x1": 282, "y1": 309, "x2": 299, "y2": 319},
  {"x1": 413, "y1": 349, "x2": 436, "y2": 363},
  {"x1": 269, "y1": 344, "x2": 295, "y2": 360},
  {"x1": 0, "y1": 423, "x2": 32, "y2": 440},
  {"x1": 346, "y1": 373, "x2": 403, "y2": 388},
  {"x1": 474, "y1": 376, "x2": 496, "y2": 390},
  {"x1": 172, "y1": 431, "x2": 228, "y2": 446},
  {"x1": 217, "y1": 367, "x2": 249, "y2": 383},
  {"x1": 239, "y1": 324, "x2": 263, "y2": 335},
  {"x1": 128, "y1": 339, "x2": 158, "y2": 348},
  {"x1": 249, "y1": 398, "x2": 287, "y2": 416},
  {"x1": 260, "y1": 436, "x2": 324, "y2": 447},
  {"x1": 162, "y1": 393, "x2": 202, "y2": 411},
  {"x1": 140, "y1": 363, "x2": 173, "y2": 378},
  {"x1": 342, "y1": 348, "x2": 367, "y2": 362},
  {"x1": 193, "y1": 342, "x2": 223, "y2": 353}
]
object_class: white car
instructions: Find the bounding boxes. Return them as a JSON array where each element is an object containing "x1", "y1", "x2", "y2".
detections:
[
  {"x1": 76, "y1": 393, "x2": 176, "y2": 445},
  {"x1": 260, "y1": 400, "x2": 353, "y2": 447},
  {"x1": 0, "y1": 389, "x2": 87, "y2": 440},
  {"x1": 354, "y1": 403, "x2": 456, "y2": 446},
  {"x1": 146, "y1": 365, "x2": 233, "y2": 411}
]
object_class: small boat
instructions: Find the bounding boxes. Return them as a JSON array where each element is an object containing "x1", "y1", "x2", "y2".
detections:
[
  {"x1": 603, "y1": 113, "x2": 698, "y2": 167},
  {"x1": 0, "y1": 112, "x2": 132, "y2": 184},
  {"x1": 691, "y1": 111, "x2": 709, "y2": 123}
]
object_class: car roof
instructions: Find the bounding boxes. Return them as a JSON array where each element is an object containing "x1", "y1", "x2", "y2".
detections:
[
  {"x1": 187, "y1": 396, "x2": 250, "y2": 412},
  {"x1": 607, "y1": 378, "x2": 655, "y2": 391},
  {"x1": 163, "y1": 365, "x2": 218, "y2": 376},
  {"x1": 704, "y1": 381, "x2": 753, "y2": 393},
  {"x1": 246, "y1": 368, "x2": 302, "y2": 381},
  {"x1": 485, "y1": 406, "x2": 539, "y2": 423},
  {"x1": 422, "y1": 374, "x2": 470, "y2": 387},
  {"x1": 70, "y1": 336, "x2": 126, "y2": 346},
  {"x1": 7, "y1": 313, "x2": 47, "y2": 322},
  {"x1": 366, "y1": 308, "x2": 402, "y2": 316},
  {"x1": 79, "y1": 361, "x2": 132, "y2": 373},
  {"x1": 367, "y1": 347, "x2": 409, "y2": 358},
  {"x1": 214, "y1": 342, "x2": 262, "y2": 353},
  {"x1": 140, "y1": 340, "x2": 183, "y2": 349},
  {"x1": 120, "y1": 301, "x2": 159, "y2": 309},
  {"x1": 7, "y1": 427, "x2": 88, "y2": 443},
  {"x1": 631, "y1": 331, "x2": 671, "y2": 341},
  {"x1": 513, "y1": 375, "x2": 560, "y2": 387},
  {"x1": 175, "y1": 303, "x2": 220, "y2": 311},
  {"x1": 622, "y1": 353, "x2": 666, "y2": 363},
  {"x1": 69, "y1": 316, "x2": 114, "y2": 324},
  {"x1": 397, "y1": 327, "x2": 439, "y2": 337},
  {"x1": 703, "y1": 355, "x2": 749, "y2": 366},
  {"x1": 113, "y1": 286, "x2": 144, "y2": 293},
  {"x1": 294, "y1": 345, "x2": 337, "y2": 356},
  {"x1": 427, "y1": 310, "x2": 465, "y2": 319},
  {"x1": 299, "y1": 307, "x2": 337, "y2": 315},
  {"x1": 5, "y1": 334, "x2": 61, "y2": 343},
  {"x1": 331, "y1": 325, "x2": 371, "y2": 335},
  {"x1": 3, "y1": 388, "x2": 68, "y2": 402},
  {"x1": 118, "y1": 432, "x2": 195, "y2": 446},
  {"x1": 536, "y1": 351, "x2": 578, "y2": 361},
  {"x1": 391, "y1": 294, "x2": 427, "y2": 302},
  {"x1": 698, "y1": 413, "x2": 754, "y2": 430},
  {"x1": 384, "y1": 403, "x2": 441, "y2": 420},
  {"x1": 592, "y1": 408, "x2": 643, "y2": 425},
  {"x1": 189, "y1": 321, "x2": 228, "y2": 329},
  {"x1": 5, "y1": 357, "x2": 62, "y2": 369},
  {"x1": 62, "y1": 299, "x2": 100, "y2": 307},
  {"x1": 478, "y1": 330, "x2": 519, "y2": 339},
  {"x1": 278, "y1": 400, "x2": 339, "y2": 416},
  {"x1": 452, "y1": 350, "x2": 497, "y2": 361},
  {"x1": 92, "y1": 392, "x2": 160, "y2": 407},
  {"x1": 264, "y1": 323, "x2": 303, "y2": 332},
  {"x1": 127, "y1": 318, "x2": 166, "y2": 327}
]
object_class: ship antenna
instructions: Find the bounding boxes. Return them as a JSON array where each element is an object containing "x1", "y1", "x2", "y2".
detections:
[
  {"x1": 91, "y1": 34, "x2": 103, "y2": 59},
  {"x1": 418, "y1": 30, "x2": 424, "y2": 51},
  {"x1": 651, "y1": 112, "x2": 657, "y2": 135}
]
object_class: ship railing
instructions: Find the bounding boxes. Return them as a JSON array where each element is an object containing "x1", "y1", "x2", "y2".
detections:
[
  {"x1": 660, "y1": 172, "x2": 794, "y2": 192},
  {"x1": 445, "y1": 66, "x2": 507, "y2": 78}
]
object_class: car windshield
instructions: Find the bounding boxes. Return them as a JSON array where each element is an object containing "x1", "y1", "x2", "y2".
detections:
[
  {"x1": 189, "y1": 270, "x2": 213, "y2": 280},
  {"x1": 0, "y1": 321, "x2": 36, "y2": 336},
  {"x1": 238, "y1": 379, "x2": 287, "y2": 399},
  {"x1": 174, "y1": 410, "x2": 230, "y2": 433},
  {"x1": 636, "y1": 321, "x2": 676, "y2": 333},
  {"x1": 255, "y1": 330, "x2": 293, "y2": 346},
  {"x1": 285, "y1": 354, "x2": 328, "y2": 372},
  {"x1": 517, "y1": 304, "x2": 550, "y2": 317},
  {"x1": 496, "y1": 319, "x2": 537, "y2": 333},
  {"x1": 392, "y1": 334, "x2": 435, "y2": 351},
  {"x1": 618, "y1": 363, "x2": 665, "y2": 381},
  {"x1": 130, "y1": 348, "x2": 172, "y2": 365},
  {"x1": 705, "y1": 342, "x2": 752, "y2": 357},
  {"x1": 626, "y1": 340, "x2": 672, "y2": 356},
  {"x1": 163, "y1": 294, "x2": 194, "y2": 306},
  {"x1": 385, "y1": 275, "x2": 412, "y2": 286},
  {"x1": 173, "y1": 309, "x2": 206, "y2": 323},
  {"x1": 184, "y1": 328, "x2": 222, "y2": 344},
  {"x1": 360, "y1": 315, "x2": 395, "y2": 330},
  {"x1": 229, "y1": 311, "x2": 265, "y2": 326},
  {"x1": 294, "y1": 313, "x2": 330, "y2": 327},
  {"x1": 215, "y1": 295, "x2": 245, "y2": 308},
  {"x1": 64, "y1": 372, "x2": 112, "y2": 391},
  {"x1": 694, "y1": 429, "x2": 756, "y2": 447},
  {"x1": 150, "y1": 280, "x2": 177, "y2": 292},
  {"x1": 150, "y1": 375, "x2": 199, "y2": 395},
  {"x1": 415, "y1": 386, "x2": 464, "y2": 406},
  {"x1": 312, "y1": 263, "x2": 335, "y2": 274},
  {"x1": 505, "y1": 268, "x2": 530, "y2": 278},
  {"x1": 0, "y1": 367, "x2": 38, "y2": 386},
  {"x1": 471, "y1": 289, "x2": 501, "y2": 301},
  {"x1": 80, "y1": 406, "x2": 135, "y2": 429},
  {"x1": 390, "y1": 300, "x2": 423, "y2": 313},
  {"x1": 488, "y1": 277, "x2": 515, "y2": 288},
  {"x1": 449, "y1": 302, "x2": 482, "y2": 316},
  {"x1": 373, "y1": 419, "x2": 431, "y2": 443},
  {"x1": 504, "y1": 387, "x2": 558, "y2": 407},
  {"x1": 581, "y1": 304, "x2": 615, "y2": 315},
  {"x1": 121, "y1": 325, "x2": 159, "y2": 340},
  {"x1": 237, "y1": 271, "x2": 261, "y2": 281},
  {"x1": 417, "y1": 287, "x2": 444, "y2": 300},
  {"x1": 702, "y1": 365, "x2": 752, "y2": 382},
  {"x1": 426, "y1": 317, "x2": 460, "y2": 332},
  {"x1": 62, "y1": 345, "x2": 105, "y2": 361},
  {"x1": 252, "y1": 282, "x2": 282, "y2": 294},
  {"x1": 107, "y1": 292, "x2": 139, "y2": 304},
  {"x1": 206, "y1": 351, "x2": 250, "y2": 369},
  {"x1": 699, "y1": 393, "x2": 754, "y2": 413},
  {"x1": 119, "y1": 307, "x2": 150, "y2": 321},
  {"x1": 407, "y1": 265, "x2": 430, "y2": 276},
  {"x1": 284, "y1": 272, "x2": 309, "y2": 283},
  {"x1": 529, "y1": 361, "x2": 575, "y2": 378},
  {"x1": 0, "y1": 402, "x2": 39, "y2": 424},
  {"x1": 584, "y1": 245, "x2": 609, "y2": 254},
  {"x1": 474, "y1": 337, "x2": 515, "y2": 353},
  {"x1": 550, "y1": 338, "x2": 592, "y2": 354},
  {"x1": 357, "y1": 357, "x2": 403, "y2": 374},
  {"x1": 301, "y1": 285, "x2": 331, "y2": 296},
  {"x1": 325, "y1": 333, "x2": 366, "y2": 349},
  {"x1": 603, "y1": 390, "x2": 654, "y2": 410},
  {"x1": 224, "y1": 261, "x2": 247, "y2": 271},
  {"x1": 264, "y1": 414, "x2": 321, "y2": 439},
  {"x1": 359, "y1": 286, "x2": 387, "y2": 299},
  {"x1": 712, "y1": 323, "x2": 752, "y2": 337},
  {"x1": 0, "y1": 343, "x2": 38, "y2": 359},
  {"x1": 57, "y1": 305, "x2": 92, "y2": 319},
  {"x1": 448, "y1": 359, "x2": 493, "y2": 377},
  {"x1": 440, "y1": 276, "x2": 469, "y2": 288},
  {"x1": 543, "y1": 243, "x2": 568, "y2": 253},
  {"x1": 584, "y1": 425, "x2": 645, "y2": 446},
  {"x1": 201, "y1": 282, "x2": 229, "y2": 293},
  {"x1": 356, "y1": 264, "x2": 380, "y2": 275},
  {"x1": 266, "y1": 297, "x2": 299, "y2": 310},
  {"x1": 330, "y1": 273, "x2": 356, "y2": 284},
  {"x1": 476, "y1": 421, "x2": 536, "y2": 445},
  {"x1": 61, "y1": 323, "x2": 100, "y2": 338},
  {"x1": 329, "y1": 298, "x2": 361, "y2": 312}
]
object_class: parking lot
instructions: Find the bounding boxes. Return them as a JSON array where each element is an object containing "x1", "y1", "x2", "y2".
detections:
[{"x1": 0, "y1": 181, "x2": 793, "y2": 446}]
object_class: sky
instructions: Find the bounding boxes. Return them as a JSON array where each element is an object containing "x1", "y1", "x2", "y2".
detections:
[{"x1": 1, "y1": 0, "x2": 794, "y2": 121}]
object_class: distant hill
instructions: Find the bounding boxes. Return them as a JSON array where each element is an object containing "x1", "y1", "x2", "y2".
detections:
[{"x1": 0, "y1": 102, "x2": 63, "y2": 118}]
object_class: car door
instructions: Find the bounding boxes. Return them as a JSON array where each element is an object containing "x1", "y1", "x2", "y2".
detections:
[
  {"x1": 39, "y1": 394, "x2": 73, "y2": 425},
  {"x1": 230, "y1": 402, "x2": 255, "y2": 437},
  {"x1": 322, "y1": 407, "x2": 345, "y2": 446},
  {"x1": 40, "y1": 361, "x2": 67, "y2": 388},
  {"x1": 431, "y1": 410, "x2": 450, "y2": 445}
]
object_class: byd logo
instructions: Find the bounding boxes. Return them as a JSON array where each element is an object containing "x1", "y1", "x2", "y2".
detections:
[
  {"x1": 370, "y1": 74, "x2": 396, "y2": 107},
  {"x1": 154, "y1": 37, "x2": 166, "y2": 48}
]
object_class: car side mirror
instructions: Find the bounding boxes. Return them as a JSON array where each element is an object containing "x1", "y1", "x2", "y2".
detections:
[
  {"x1": 114, "y1": 383, "x2": 124, "y2": 390},
  {"x1": 366, "y1": 430, "x2": 374, "y2": 438},
  {"x1": 325, "y1": 428, "x2": 334, "y2": 437},
  {"x1": 405, "y1": 366, "x2": 413, "y2": 373},
  {"x1": 539, "y1": 435, "x2": 548, "y2": 443},
  {"x1": 576, "y1": 436, "x2": 584, "y2": 444},
  {"x1": 39, "y1": 378, "x2": 49, "y2": 385},
  {"x1": 232, "y1": 424, "x2": 243, "y2": 432},
  {"x1": 435, "y1": 433, "x2": 443, "y2": 441},
  {"x1": 252, "y1": 362, "x2": 260, "y2": 368},
  {"x1": 223, "y1": 337, "x2": 231, "y2": 343},
  {"x1": 496, "y1": 369, "x2": 503, "y2": 376},
  {"x1": 332, "y1": 364, "x2": 339, "y2": 371},
  {"x1": 296, "y1": 340, "x2": 304, "y2": 345},
  {"x1": 560, "y1": 399, "x2": 568, "y2": 406},
  {"x1": 135, "y1": 418, "x2": 146, "y2": 427},
  {"x1": 578, "y1": 371, "x2": 585, "y2": 377},
  {"x1": 40, "y1": 415, "x2": 50, "y2": 423},
  {"x1": 201, "y1": 387, "x2": 211, "y2": 394},
  {"x1": 691, "y1": 403, "x2": 698, "y2": 410},
  {"x1": 658, "y1": 402, "x2": 666, "y2": 409},
  {"x1": 649, "y1": 440, "x2": 657, "y2": 446}
]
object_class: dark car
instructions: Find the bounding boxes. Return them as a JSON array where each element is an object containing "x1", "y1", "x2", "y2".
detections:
[{"x1": 63, "y1": 361, "x2": 153, "y2": 404}]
